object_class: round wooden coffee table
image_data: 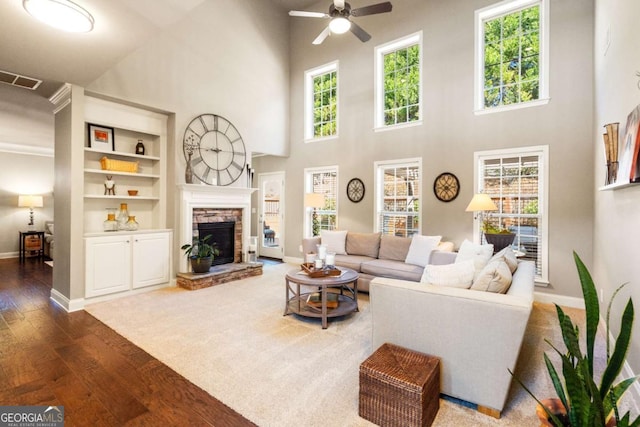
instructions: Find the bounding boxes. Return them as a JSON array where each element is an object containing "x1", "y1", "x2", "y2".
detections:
[{"x1": 284, "y1": 267, "x2": 359, "y2": 329}]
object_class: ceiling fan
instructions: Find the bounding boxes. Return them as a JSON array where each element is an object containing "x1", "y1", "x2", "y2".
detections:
[{"x1": 289, "y1": 0, "x2": 393, "y2": 45}]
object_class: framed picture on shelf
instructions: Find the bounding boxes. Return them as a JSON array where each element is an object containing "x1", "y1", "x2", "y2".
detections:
[{"x1": 88, "y1": 123, "x2": 115, "y2": 152}]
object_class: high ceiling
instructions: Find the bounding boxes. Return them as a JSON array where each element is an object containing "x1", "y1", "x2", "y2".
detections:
[{"x1": 0, "y1": 0, "x2": 319, "y2": 98}]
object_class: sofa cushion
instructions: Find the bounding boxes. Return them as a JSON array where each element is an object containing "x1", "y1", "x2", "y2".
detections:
[
  {"x1": 471, "y1": 259, "x2": 513, "y2": 293},
  {"x1": 378, "y1": 235, "x2": 412, "y2": 261},
  {"x1": 335, "y1": 254, "x2": 376, "y2": 272},
  {"x1": 346, "y1": 232, "x2": 381, "y2": 258},
  {"x1": 46, "y1": 223, "x2": 54, "y2": 235},
  {"x1": 490, "y1": 247, "x2": 518, "y2": 273},
  {"x1": 455, "y1": 239, "x2": 494, "y2": 279},
  {"x1": 361, "y1": 259, "x2": 423, "y2": 282},
  {"x1": 321, "y1": 230, "x2": 348, "y2": 255},
  {"x1": 420, "y1": 259, "x2": 474, "y2": 288},
  {"x1": 405, "y1": 235, "x2": 441, "y2": 267}
]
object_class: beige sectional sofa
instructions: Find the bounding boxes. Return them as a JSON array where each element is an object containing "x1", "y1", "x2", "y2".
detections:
[
  {"x1": 302, "y1": 232, "x2": 454, "y2": 292},
  {"x1": 370, "y1": 252, "x2": 536, "y2": 417}
]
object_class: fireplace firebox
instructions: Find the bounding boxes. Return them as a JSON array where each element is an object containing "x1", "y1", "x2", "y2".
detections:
[{"x1": 198, "y1": 222, "x2": 235, "y2": 266}]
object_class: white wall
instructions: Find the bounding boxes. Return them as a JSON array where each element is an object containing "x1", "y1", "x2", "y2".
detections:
[
  {"x1": 255, "y1": 0, "x2": 595, "y2": 299},
  {"x1": 0, "y1": 85, "x2": 54, "y2": 256},
  {"x1": 593, "y1": 0, "x2": 640, "y2": 394},
  {"x1": 87, "y1": 0, "x2": 290, "y2": 164}
]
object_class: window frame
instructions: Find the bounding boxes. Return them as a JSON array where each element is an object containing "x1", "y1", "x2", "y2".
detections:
[
  {"x1": 373, "y1": 157, "x2": 422, "y2": 237},
  {"x1": 473, "y1": 145, "x2": 549, "y2": 284},
  {"x1": 374, "y1": 31, "x2": 423, "y2": 131},
  {"x1": 304, "y1": 166, "x2": 339, "y2": 238},
  {"x1": 304, "y1": 61, "x2": 339, "y2": 142},
  {"x1": 474, "y1": 0, "x2": 549, "y2": 114}
]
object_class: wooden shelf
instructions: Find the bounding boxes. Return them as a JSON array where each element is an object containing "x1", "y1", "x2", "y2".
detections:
[
  {"x1": 84, "y1": 195, "x2": 160, "y2": 201},
  {"x1": 84, "y1": 147, "x2": 160, "y2": 161},
  {"x1": 598, "y1": 181, "x2": 640, "y2": 191},
  {"x1": 84, "y1": 168, "x2": 160, "y2": 179}
]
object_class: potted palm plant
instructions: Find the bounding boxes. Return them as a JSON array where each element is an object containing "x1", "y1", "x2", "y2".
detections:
[
  {"x1": 511, "y1": 251, "x2": 638, "y2": 427},
  {"x1": 181, "y1": 235, "x2": 219, "y2": 273}
]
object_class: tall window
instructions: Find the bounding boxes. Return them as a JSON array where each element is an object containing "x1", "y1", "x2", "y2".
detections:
[
  {"x1": 474, "y1": 0, "x2": 548, "y2": 113},
  {"x1": 374, "y1": 159, "x2": 421, "y2": 237},
  {"x1": 375, "y1": 32, "x2": 422, "y2": 129},
  {"x1": 304, "y1": 61, "x2": 338, "y2": 141},
  {"x1": 304, "y1": 167, "x2": 338, "y2": 237},
  {"x1": 474, "y1": 146, "x2": 549, "y2": 282}
]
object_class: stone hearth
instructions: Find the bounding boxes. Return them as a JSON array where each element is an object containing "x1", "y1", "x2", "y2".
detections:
[{"x1": 176, "y1": 262, "x2": 263, "y2": 290}]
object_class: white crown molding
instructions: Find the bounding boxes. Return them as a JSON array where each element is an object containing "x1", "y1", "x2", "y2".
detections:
[
  {"x1": 0, "y1": 141, "x2": 53, "y2": 157},
  {"x1": 49, "y1": 83, "x2": 72, "y2": 115}
]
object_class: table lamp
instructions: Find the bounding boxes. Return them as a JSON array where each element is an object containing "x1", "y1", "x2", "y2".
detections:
[
  {"x1": 465, "y1": 193, "x2": 497, "y2": 232},
  {"x1": 18, "y1": 195, "x2": 43, "y2": 230},
  {"x1": 304, "y1": 193, "x2": 325, "y2": 237}
]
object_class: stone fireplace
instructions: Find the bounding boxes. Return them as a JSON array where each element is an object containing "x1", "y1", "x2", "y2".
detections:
[{"x1": 178, "y1": 184, "x2": 256, "y2": 274}]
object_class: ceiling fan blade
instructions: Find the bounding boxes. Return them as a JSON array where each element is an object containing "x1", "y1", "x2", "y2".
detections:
[
  {"x1": 351, "y1": 1, "x2": 393, "y2": 17},
  {"x1": 349, "y1": 21, "x2": 371, "y2": 42},
  {"x1": 312, "y1": 26, "x2": 331, "y2": 45},
  {"x1": 289, "y1": 10, "x2": 329, "y2": 18},
  {"x1": 334, "y1": 0, "x2": 345, "y2": 10}
]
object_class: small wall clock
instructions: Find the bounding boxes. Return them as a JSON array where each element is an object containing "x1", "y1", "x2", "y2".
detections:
[
  {"x1": 183, "y1": 114, "x2": 247, "y2": 186},
  {"x1": 433, "y1": 172, "x2": 460, "y2": 202},
  {"x1": 347, "y1": 178, "x2": 365, "y2": 203}
]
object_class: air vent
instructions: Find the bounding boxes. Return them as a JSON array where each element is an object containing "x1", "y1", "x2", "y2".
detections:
[{"x1": 0, "y1": 70, "x2": 42, "y2": 90}]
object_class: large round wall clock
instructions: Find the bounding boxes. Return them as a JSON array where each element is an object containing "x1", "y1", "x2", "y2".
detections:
[
  {"x1": 183, "y1": 114, "x2": 247, "y2": 186},
  {"x1": 433, "y1": 172, "x2": 460, "y2": 202},
  {"x1": 347, "y1": 178, "x2": 365, "y2": 203}
]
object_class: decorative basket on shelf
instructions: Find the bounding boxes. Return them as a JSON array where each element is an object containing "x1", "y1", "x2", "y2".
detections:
[{"x1": 100, "y1": 156, "x2": 139, "y2": 173}]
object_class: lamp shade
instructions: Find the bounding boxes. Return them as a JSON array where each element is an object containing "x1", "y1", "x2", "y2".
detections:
[
  {"x1": 18, "y1": 195, "x2": 43, "y2": 208},
  {"x1": 465, "y1": 193, "x2": 497, "y2": 212},
  {"x1": 304, "y1": 193, "x2": 325, "y2": 208}
]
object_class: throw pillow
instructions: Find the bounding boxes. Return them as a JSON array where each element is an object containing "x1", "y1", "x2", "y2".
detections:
[
  {"x1": 421, "y1": 260, "x2": 475, "y2": 288},
  {"x1": 405, "y1": 235, "x2": 442, "y2": 267},
  {"x1": 47, "y1": 223, "x2": 54, "y2": 235},
  {"x1": 320, "y1": 230, "x2": 348, "y2": 255},
  {"x1": 490, "y1": 247, "x2": 518, "y2": 273},
  {"x1": 455, "y1": 239, "x2": 494, "y2": 279},
  {"x1": 471, "y1": 259, "x2": 513, "y2": 293}
]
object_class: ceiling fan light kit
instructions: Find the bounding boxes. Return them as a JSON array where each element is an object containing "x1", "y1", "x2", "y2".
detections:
[
  {"x1": 329, "y1": 17, "x2": 351, "y2": 34},
  {"x1": 23, "y1": 0, "x2": 94, "y2": 33},
  {"x1": 289, "y1": 0, "x2": 392, "y2": 45}
]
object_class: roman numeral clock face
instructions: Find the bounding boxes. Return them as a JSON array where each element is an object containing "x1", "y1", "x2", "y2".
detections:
[{"x1": 183, "y1": 114, "x2": 247, "y2": 186}]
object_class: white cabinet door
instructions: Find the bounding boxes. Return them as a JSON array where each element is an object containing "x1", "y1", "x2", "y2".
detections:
[
  {"x1": 85, "y1": 235, "x2": 132, "y2": 298},
  {"x1": 132, "y1": 232, "x2": 171, "y2": 289}
]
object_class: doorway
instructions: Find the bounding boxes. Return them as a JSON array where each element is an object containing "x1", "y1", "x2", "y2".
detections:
[{"x1": 258, "y1": 172, "x2": 285, "y2": 259}]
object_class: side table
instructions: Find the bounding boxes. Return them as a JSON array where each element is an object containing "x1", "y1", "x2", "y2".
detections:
[{"x1": 19, "y1": 230, "x2": 45, "y2": 262}]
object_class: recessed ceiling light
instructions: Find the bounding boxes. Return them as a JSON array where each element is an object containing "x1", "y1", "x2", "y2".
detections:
[{"x1": 23, "y1": 0, "x2": 94, "y2": 33}]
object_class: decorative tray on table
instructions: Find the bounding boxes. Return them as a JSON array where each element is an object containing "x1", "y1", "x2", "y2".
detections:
[{"x1": 301, "y1": 263, "x2": 341, "y2": 278}]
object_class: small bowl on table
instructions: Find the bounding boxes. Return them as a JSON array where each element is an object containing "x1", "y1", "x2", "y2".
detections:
[{"x1": 127, "y1": 190, "x2": 138, "y2": 196}]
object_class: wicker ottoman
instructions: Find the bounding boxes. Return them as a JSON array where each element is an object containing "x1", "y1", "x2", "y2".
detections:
[{"x1": 359, "y1": 343, "x2": 440, "y2": 427}]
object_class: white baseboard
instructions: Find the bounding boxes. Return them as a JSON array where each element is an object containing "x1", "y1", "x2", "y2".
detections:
[
  {"x1": 50, "y1": 288, "x2": 85, "y2": 312},
  {"x1": 534, "y1": 291, "x2": 585, "y2": 309},
  {"x1": 0, "y1": 252, "x2": 19, "y2": 260}
]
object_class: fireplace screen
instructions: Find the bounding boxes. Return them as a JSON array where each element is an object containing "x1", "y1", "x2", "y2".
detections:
[{"x1": 197, "y1": 222, "x2": 235, "y2": 265}]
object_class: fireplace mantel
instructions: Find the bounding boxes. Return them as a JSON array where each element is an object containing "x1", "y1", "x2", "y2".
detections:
[{"x1": 178, "y1": 184, "x2": 257, "y2": 273}]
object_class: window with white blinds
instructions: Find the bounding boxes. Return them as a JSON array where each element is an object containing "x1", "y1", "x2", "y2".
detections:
[
  {"x1": 374, "y1": 158, "x2": 421, "y2": 237},
  {"x1": 475, "y1": 146, "x2": 548, "y2": 282},
  {"x1": 304, "y1": 167, "x2": 338, "y2": 237}
]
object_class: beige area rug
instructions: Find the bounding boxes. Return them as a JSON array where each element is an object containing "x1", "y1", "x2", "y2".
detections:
[{"x1": 85, "y1": 263, "x2": 638, "y2": 426}]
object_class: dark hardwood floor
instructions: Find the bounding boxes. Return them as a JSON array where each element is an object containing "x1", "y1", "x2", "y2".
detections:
[{"x1": 0, "y1": 257, "x2": 255, "y2": 426}]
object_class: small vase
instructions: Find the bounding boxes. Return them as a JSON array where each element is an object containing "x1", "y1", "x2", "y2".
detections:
[
  {"x1": 185, "y1": 152, "x2": 194, "y2": 184},
  {"x1": 135, "y1": 140, "x2": 145, "y2": 155},
  {"x1": 117, "y1": 203, "x2": 129, "y2": 230},
  {"x1": 103, "y1": 208, "x2": 118, "y2": 232},
  {"x1": 125, "y1": 215, "x2": 138, "y2": 231}
]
